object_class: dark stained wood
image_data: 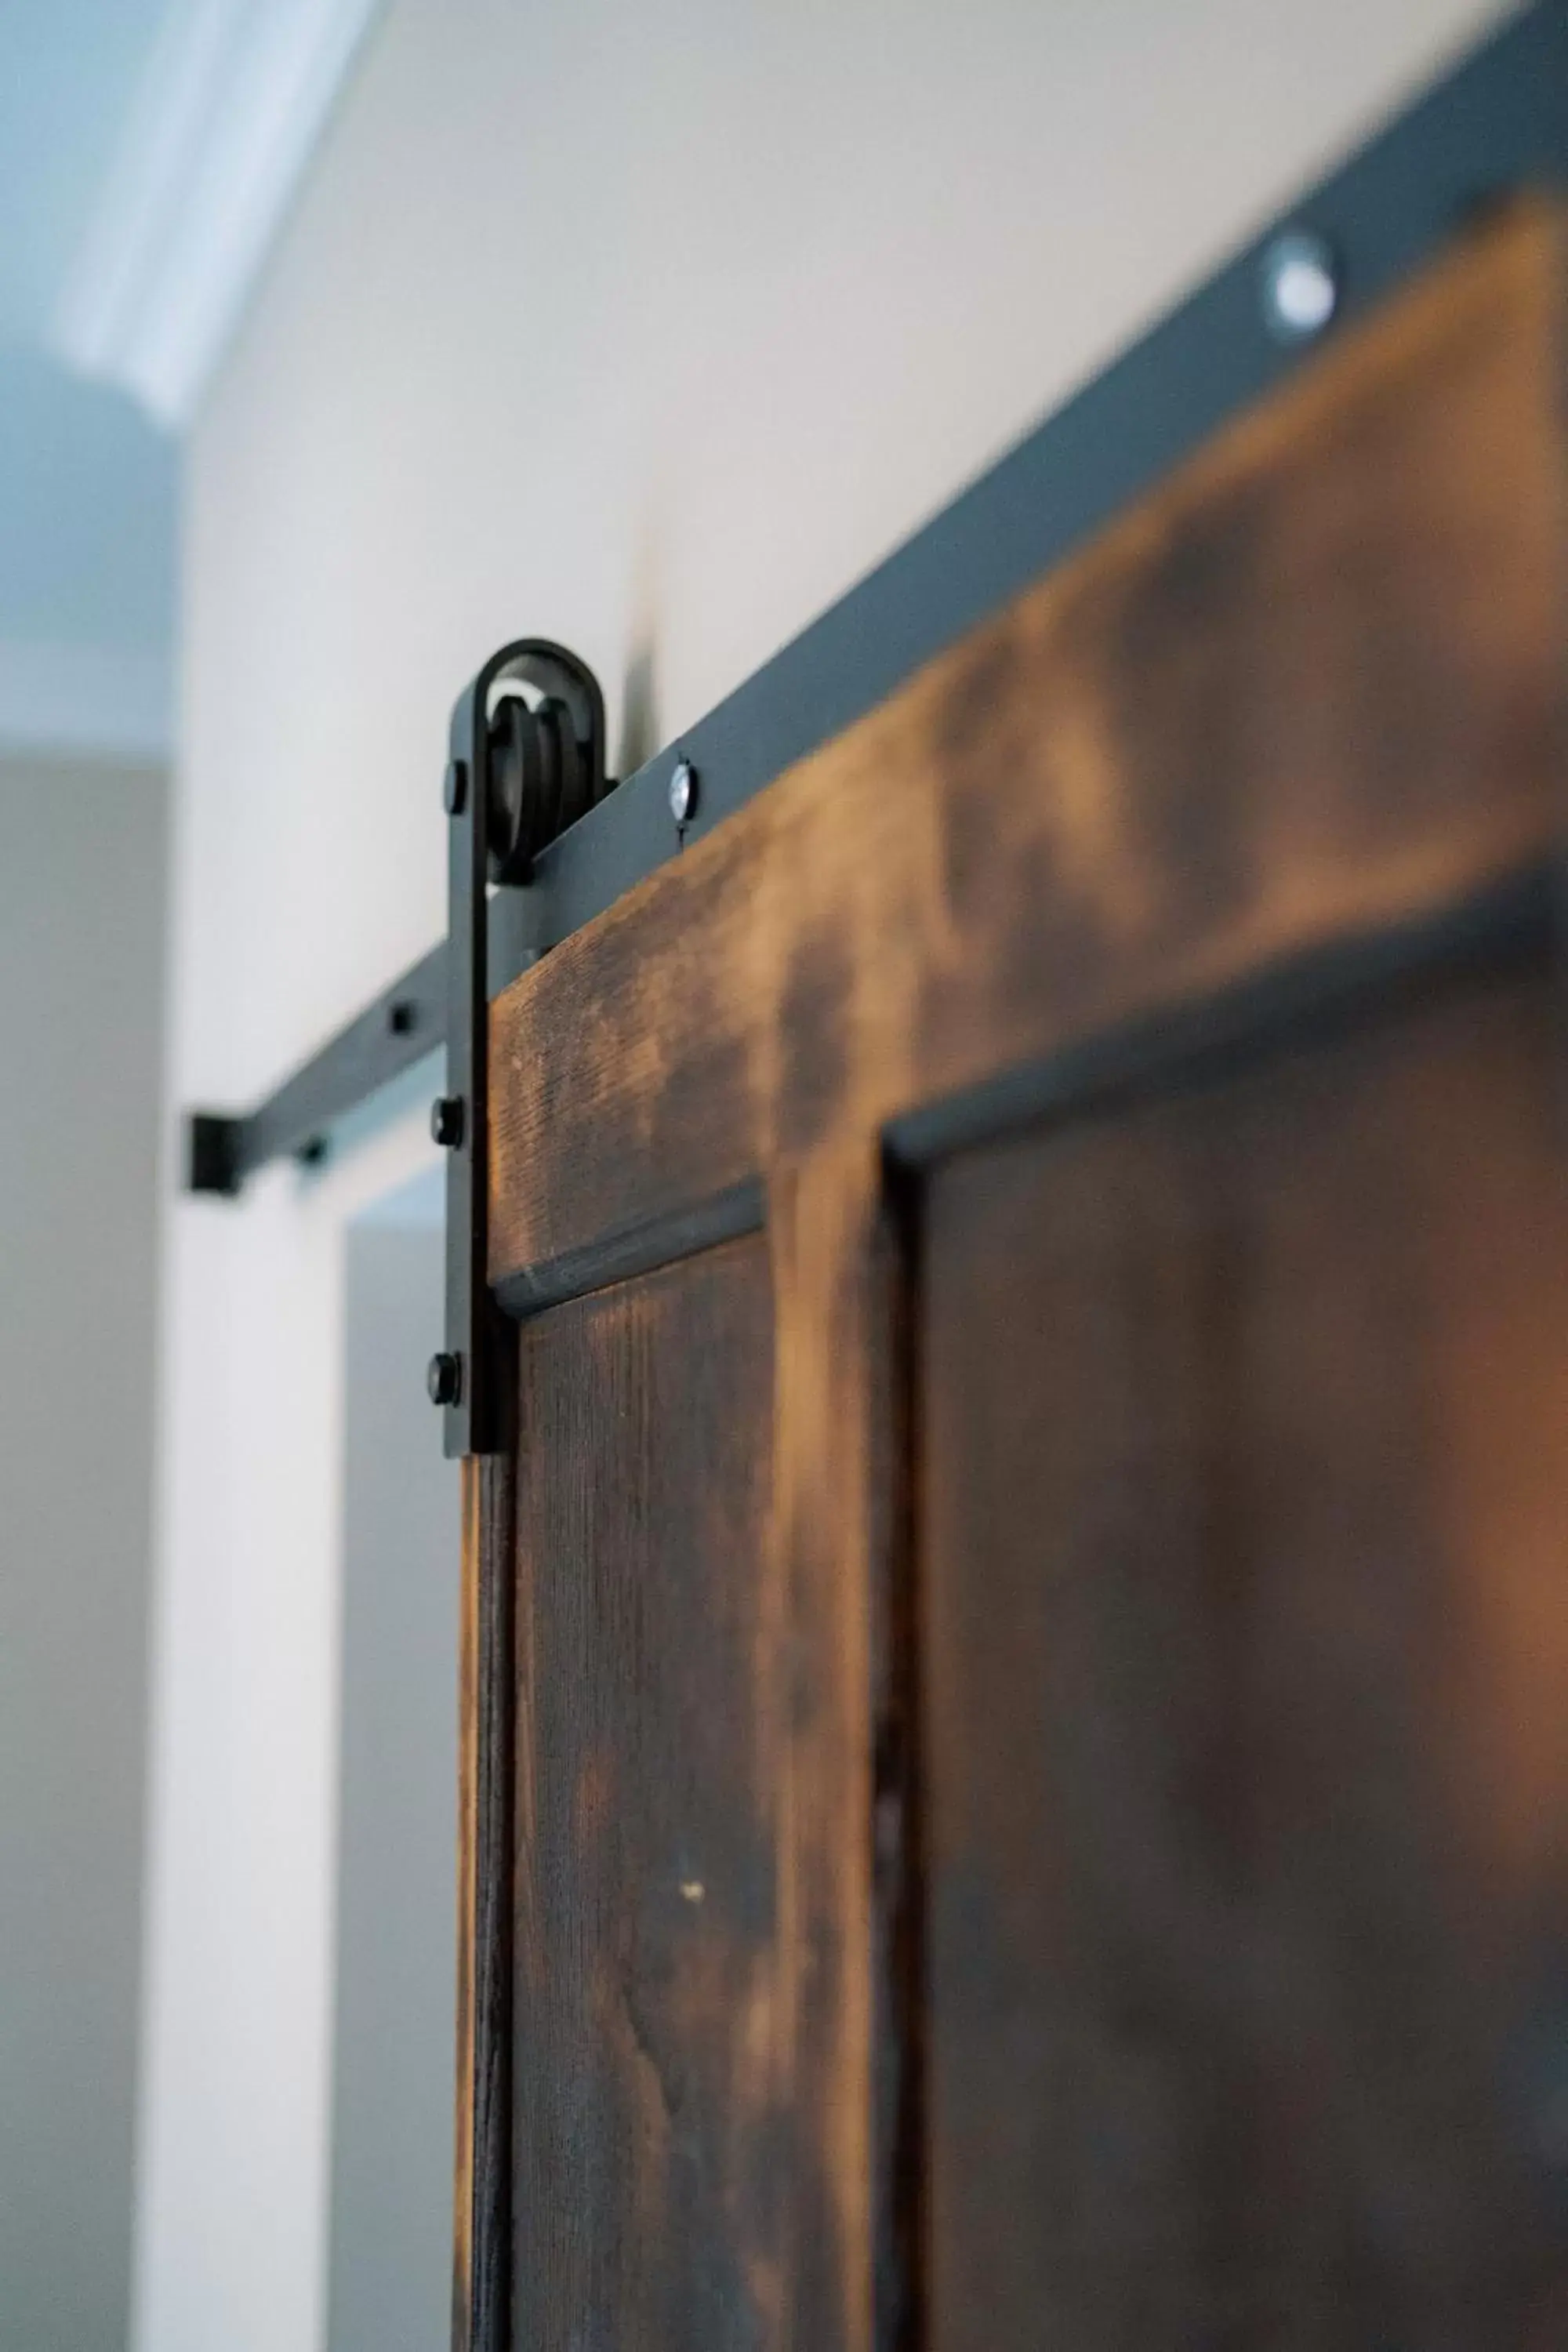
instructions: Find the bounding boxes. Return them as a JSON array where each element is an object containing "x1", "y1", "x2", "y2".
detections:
[
  {"x1": 921, "y1": 964, "x2": 1568, "y2": 2350},
  {"x1": 510, "y1": 1215, "x2": 877, "y2": 2350},
  {"x1": 764, "y1": 1140, "x2": 889, "y2": 2351},
  {"x1": 466, "y1": 199, "x2": 1568, "y2": 2352},
  {"x1": 511, "y1": 1240, "x2": 774, "y2": 2344},
  {"x1": 491, "y1": 1175, "x2": 764, "y2": 1320},
  {"x1": 490, "y1": 206, "x2": 1564, "y2": 1294},
  {"x1": 866, "y1": 1167, "x2": 924, "y2": 2352},
  {"x1": 453, "y1": 1453, "x2": 515, "y2": 2352}
]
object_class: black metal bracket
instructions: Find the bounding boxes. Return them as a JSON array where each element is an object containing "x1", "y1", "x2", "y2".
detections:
[
  {"x1": 187, "y1": 1111, "x2": 241, "y2": 1196},
  {"x1": 426, "y1": 641, "x2": 610, "y2": 1457}
]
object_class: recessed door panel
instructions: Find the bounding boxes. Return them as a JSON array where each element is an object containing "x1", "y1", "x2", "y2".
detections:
[{"x1": 921, "y1": 967, "x2": 1568, "y2": 2347}]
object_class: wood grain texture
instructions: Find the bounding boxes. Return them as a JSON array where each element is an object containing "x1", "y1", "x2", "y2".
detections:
[
  {"x1": 471, "y1": 198, "x2": 1568, "y2": 2352},
  {"x1": 511, "y1": 1240, "x2": 775, "y2": 2346},
  {"x1": 453, "y1": 1454, "x2": 515, "y2": 2352},
  {"x1": 764, "y1": 1141, "x2": 887, "y2": 2352},
  {"x1": 921, "y1": 964, "x2": 1568, "y2": 2350},
  {"x1": 510, "y1": 1212, "x2": 878, "y2": 2351},
  {"x1": 490, "y1": 206, "x2": 1564, "y2": 1294}
]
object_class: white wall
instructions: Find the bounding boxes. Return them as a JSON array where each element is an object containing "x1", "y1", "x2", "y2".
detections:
[
  {"x1": 140, "y1": 2, "x2": 1516, "y2": 2347},
  {"x1": 0, "y1": 752, "x2": 165, "y2": 2352}
]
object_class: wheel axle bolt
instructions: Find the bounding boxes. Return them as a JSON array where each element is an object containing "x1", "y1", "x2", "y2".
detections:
[{"x1": 427, "y1": 1352, "x2": 462, "y2": 1407}]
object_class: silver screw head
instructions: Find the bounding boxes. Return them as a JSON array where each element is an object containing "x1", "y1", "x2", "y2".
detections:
[
  {"x1": 1261, "y1": 230, "x2": 1339, "y2": 343},
  {"x1": 668, "y1": 759, "x2": 698, "y2": 826}
]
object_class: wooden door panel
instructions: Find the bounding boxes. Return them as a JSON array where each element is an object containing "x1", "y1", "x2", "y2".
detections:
[
  {"x1": 509, "y1": 1208, "x2": 877, "y2": 2351},
  {"x1": 510, "y1": 1236, "x2": 781, "y2": 2345},
  {"x1": 922, "y1": 964, "x2": 1568, "y2": 2347},
  {"x1": 466, "y1": 204, "x2": 1568, "y2": 2352}
]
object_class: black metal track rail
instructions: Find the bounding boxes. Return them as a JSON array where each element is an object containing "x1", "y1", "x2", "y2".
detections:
[{"x1": 187, "y1": 0, "x2": 1568, "y2": 1196}]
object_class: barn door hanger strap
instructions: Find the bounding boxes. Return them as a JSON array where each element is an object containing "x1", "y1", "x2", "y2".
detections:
[{"x1": 428, "y1": 641, "x2": 613, "y2": 1459}]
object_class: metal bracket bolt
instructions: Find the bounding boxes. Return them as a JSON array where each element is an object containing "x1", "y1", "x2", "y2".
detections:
[
  {"x1": 1261, "y1": 230, "x2": 1339, "y2": 343},
  {"x1": 669, "y1": 759, "x2": 698, "y2": 826},
  {"x1": 431, "y1": 1094, "x2": 465, "y2": 1149}
]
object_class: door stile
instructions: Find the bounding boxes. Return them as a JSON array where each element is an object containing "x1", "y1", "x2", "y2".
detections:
[
  {"x1": 763, "y1": 1136, "x2": 912, "y2": 2350},
  {"x1": 454, "y1": 1452, "x2": 517, "y2": 2352}
]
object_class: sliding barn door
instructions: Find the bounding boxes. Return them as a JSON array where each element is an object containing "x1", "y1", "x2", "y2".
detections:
[{"x1": 458, "y1": 205, "x2": 1568, "y2": 2349}]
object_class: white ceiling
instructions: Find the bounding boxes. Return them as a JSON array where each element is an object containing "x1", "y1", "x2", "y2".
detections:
[{"x1": 0, "y1": 0, "x2": 383, "y2": 761}]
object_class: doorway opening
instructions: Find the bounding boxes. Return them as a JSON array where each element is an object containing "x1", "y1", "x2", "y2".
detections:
[{"x1": 327, "y1": 1165, "x2": 458, "y2": 2351}]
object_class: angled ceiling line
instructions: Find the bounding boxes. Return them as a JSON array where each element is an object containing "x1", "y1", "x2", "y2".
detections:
[{"x1": 52, "y1": 0, "x2": 385, "y2": 430}]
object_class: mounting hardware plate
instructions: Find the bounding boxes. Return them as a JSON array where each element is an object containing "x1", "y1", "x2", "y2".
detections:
[{"x1": 437, "y1": 641, "x2": 610, "y2": 1457}]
